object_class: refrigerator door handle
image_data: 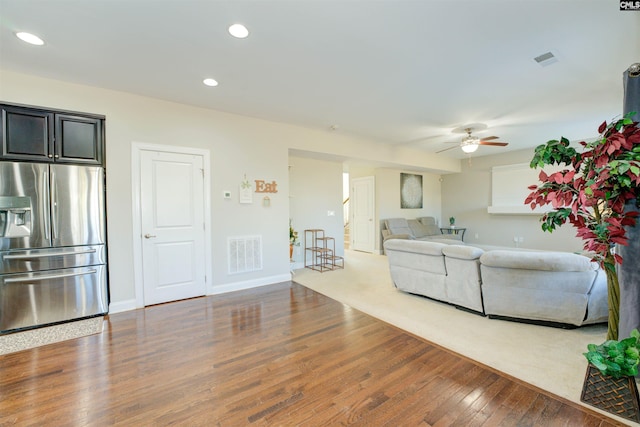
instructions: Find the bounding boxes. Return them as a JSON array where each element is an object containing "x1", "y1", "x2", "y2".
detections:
[
  {"x1": 3, "y1": 248, "x2": 97, "y2": 260},
  {"x1": 44, "y1": 171, "x2": 51, "y2": 239},
  {"x1": 50, "y1": 168, "x2": 58, "y2": 240},
  {"x1": 4, "y1": 269, "x2": 98, "y2": 283}
]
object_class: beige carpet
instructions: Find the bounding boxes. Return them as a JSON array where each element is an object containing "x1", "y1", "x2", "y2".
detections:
[{"x1": 293, "y1": 249, "x2": 639, "y2": 426}]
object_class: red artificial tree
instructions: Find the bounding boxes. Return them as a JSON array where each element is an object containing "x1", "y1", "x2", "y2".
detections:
[{"x1": 525, "y1": 114, "x2": 640, "y2": 340}]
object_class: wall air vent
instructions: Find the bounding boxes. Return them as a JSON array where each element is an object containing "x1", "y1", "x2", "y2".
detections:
[
  {"x1": 534, "y1": 51, "x2": 558, "y2": 67},
  {"x1": 228, "y1": 235, "x2": 263, "y2": 274}
]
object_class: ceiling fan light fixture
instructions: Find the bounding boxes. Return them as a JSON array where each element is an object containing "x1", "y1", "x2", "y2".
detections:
[
  {"x1": 461, "y1": 141, "x2": 479, "y2": 153},
  {"x1": 462, "y1": 135, "x2": 478, "y2": 144}
]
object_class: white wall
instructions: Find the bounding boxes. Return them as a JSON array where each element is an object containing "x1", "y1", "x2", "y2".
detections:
[
  {"x1": 375, "y1": 168, "x2": 443, "y2": 250},
  {"x1": 2, "y1": 69, "x2": 459, "y2": 308},
  {"x1": 0, "y1": 70, "x2": 295, "y2": 306},
  {"x1": 376, "y1": 169, "x2": 442, "y2": 223},
  {"x1": 441, "y1": 150, "x2": 583, "y2": 252},
  {"x1": 1, "y1": 68, "x2": 584, "y2": 310},
  {"x1": 288, "y1": 156, "x2": 344, "y2": 267}
]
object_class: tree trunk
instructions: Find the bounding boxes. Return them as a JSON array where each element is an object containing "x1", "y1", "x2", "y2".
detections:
[
  {"x1": 619, "y1": 64, "x2": 640, "y2": 341},
  {"x1": 606, "y1": 262, "x2": 621, "y2": 341}
]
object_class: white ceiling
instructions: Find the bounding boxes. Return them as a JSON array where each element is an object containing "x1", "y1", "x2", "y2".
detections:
[{"x1": 1, "y1": 0, "x2": 638, "y2": 159}]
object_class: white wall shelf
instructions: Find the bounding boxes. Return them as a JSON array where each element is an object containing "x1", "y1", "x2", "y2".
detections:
[{"x1": 487, "y1": 205, "x2": 549, "y2": 215}]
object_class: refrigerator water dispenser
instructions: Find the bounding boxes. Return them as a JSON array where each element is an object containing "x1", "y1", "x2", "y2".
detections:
[{"x1": 0, "y1": 196, "x2": 32, "y2": 238}]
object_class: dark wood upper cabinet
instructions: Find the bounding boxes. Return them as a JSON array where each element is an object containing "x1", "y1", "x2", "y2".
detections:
[
  {"x1": 54, "y1": 114, "x2": 103, "y2": 165},
  {"x1": 1, "y1": 105, "x2": 54, "y2": 162},
  {"x1": 0, "y1": 104, "x2": 104, "y2": 166}
]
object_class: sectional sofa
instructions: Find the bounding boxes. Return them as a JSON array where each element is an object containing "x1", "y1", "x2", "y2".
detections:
[
  {"x1": 383, "y1": 239, "x2": 608, "y2": 327},
  {"x1": 381, "y1": 217, "x2": 462, "y2": 243}
]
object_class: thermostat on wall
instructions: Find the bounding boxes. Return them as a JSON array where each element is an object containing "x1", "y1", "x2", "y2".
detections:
[{"x1": 223, "y1": 191, "x2": 232, "y2": 199}]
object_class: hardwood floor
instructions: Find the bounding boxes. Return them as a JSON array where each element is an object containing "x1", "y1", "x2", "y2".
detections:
[{"x1": 0, "y1": 282, "x2": 624, "y2": 426}]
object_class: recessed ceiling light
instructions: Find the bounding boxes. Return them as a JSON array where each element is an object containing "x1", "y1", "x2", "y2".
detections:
[
  {"x1": 203, "y1": 78, "x2": 218, "y2": 87},
  {"x1": 228, "y1": 24, "x2": 249, "y2": 39},
  {"x1": 16, "y1": 32, "x2": 44, "y2": 46}
]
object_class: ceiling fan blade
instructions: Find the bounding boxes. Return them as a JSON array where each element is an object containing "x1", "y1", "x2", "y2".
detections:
[
  {"x1": 436, "y1": 145, "x2": 460, "y2": 153},
  {"x1": 478, "y1": 141, "x2": 508, "y2": 146},
  {"x1": 480, "y1": 136, "x2": 499, "y2": 142}
]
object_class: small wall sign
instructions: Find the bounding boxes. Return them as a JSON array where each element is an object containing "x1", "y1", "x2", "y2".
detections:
[
  {"x1": 255, "y1": 180, "x2": 278, "y2": 193},
  {"x1": 240, "y1": 175, "x2": 252, "y2": 204}
]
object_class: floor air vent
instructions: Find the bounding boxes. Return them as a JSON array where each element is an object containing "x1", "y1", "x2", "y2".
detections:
[{"x1": 228, "y1": 235, "x2": 263, "y2": 274}]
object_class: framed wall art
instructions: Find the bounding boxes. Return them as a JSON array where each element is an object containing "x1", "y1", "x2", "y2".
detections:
[{"x1": 400, "y1": 172, "x2": 423, "y2": 209}]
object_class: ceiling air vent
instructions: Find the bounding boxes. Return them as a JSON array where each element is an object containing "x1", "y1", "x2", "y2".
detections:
[{"x1": 534, "y1": 51, "x2": 558, "y2": 67}]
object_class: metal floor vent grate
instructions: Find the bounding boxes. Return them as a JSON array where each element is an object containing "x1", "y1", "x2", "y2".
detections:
[{"x1": 228, "y1": 235, "x2": 263, "y2": 274}]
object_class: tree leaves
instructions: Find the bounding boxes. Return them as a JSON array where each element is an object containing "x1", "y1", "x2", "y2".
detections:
[{"x1": 525, "y1": 112, "x2": 640, "y2": 268}]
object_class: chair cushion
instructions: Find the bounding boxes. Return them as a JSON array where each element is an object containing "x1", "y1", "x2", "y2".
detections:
[{"x1": 385, "y1": 218, "x2": 413, "y2": 236}]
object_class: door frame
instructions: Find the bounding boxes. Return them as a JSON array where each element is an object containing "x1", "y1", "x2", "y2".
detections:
[{"x1": 131, "y1": 142, "x2": 212, "y2": 308}]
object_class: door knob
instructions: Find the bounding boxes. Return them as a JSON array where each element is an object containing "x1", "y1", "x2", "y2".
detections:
[{"x1": 144, "y1": 234, "x2": 156, "y2": 239}]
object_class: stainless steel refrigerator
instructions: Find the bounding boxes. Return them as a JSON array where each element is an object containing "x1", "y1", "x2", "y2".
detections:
[{"x1": 0, "y1": 161, "x2": 107, "y2": 334}]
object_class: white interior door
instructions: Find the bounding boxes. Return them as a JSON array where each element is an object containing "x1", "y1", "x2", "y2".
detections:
[
  {"x1": 140, "y1": 150, "x2": 206, "y2": 306},
  {"x1": 351, "y1": 176, "x2": 375, "y2": 253}
]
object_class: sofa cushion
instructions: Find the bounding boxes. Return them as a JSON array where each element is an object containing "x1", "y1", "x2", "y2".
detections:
[
  {"x1": 384, "y1": 239, "x2": 447, "y2": 256},
  {"x1": 418, "y1": 217, "x2": 441, "y2": 235},
  {"x1": 480, "y1": 250, "x2": 597, "y2": 272},
  {"x1": 442, "y1": 245, "x2": 483, "y2": 260},
  {"x1": 428, "y1": 238, "x2": 465, "y2": 245},
  {"x1": 385, "y1": 218, "x2": 413, "y2": 236},
  {"x1": 407, "y1": 219, "x2": 430, "y2": 238}
]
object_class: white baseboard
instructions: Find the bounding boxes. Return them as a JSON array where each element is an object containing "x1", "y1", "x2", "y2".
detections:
[
  {"x1": 109, "y1": 275, "x2": 292, "y2": 312},
  {"x1": 209, "y1": 274, "x2": 292, "y2": 295},
  {"x1": 109, "y1": 299, "x2": 138, "y2": 314}
]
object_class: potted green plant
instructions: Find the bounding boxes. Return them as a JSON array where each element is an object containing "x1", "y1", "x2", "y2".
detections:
[
  {"x1": 289, "y1": 219, "x2": 298, "y2": 260},
  {"x1": 581, "y1": 329, "x2": 640, "y2": 422},
  {"x1": 449, "y1": 216, "x2": 455, "y2": 227},
  {"x1": 525, "y1": 113, "x2": 640, "y2": 340},
  {"x1": 584, "y1": 328, "x2": 640, "y2": 379}
]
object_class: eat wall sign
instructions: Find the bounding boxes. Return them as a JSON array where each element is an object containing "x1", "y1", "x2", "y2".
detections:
[{"x1": 255, "y1": 180, "x2": 278, "y2": 193}]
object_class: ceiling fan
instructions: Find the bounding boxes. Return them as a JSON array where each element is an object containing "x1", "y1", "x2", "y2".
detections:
[{"x1": 437, "y1": 126, "x2": 509, "y2": 154}]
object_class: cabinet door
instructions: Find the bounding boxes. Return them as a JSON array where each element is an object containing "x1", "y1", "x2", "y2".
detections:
[
  {"x1": 0, "y1": 105, "x2": 54, "y2": 161},
  {"x1": 54, "y1": 114, "x2": 103, "y2": 165}
]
